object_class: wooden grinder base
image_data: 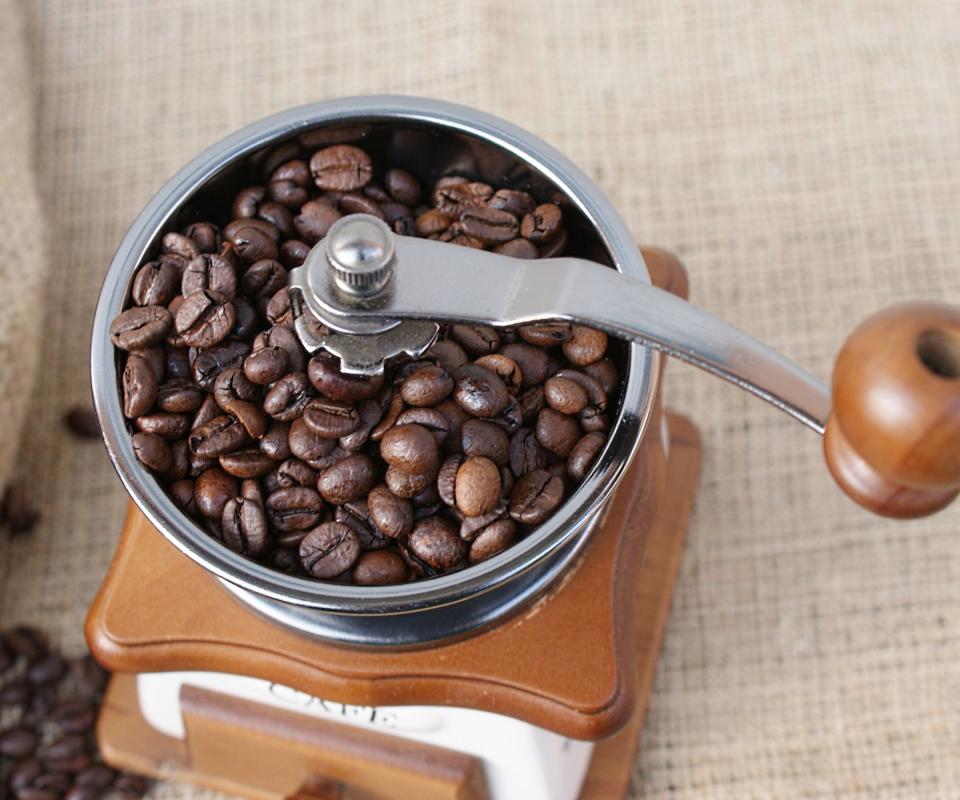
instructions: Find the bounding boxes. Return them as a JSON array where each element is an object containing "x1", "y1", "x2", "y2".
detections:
[{"x1": 86, "y1": 412, "x2": 700, "y2": 799}]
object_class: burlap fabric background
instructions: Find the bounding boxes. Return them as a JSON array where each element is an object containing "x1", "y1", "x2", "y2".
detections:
[{"x1": 2, "y1": 1, "x2": 960, "y2": 797}]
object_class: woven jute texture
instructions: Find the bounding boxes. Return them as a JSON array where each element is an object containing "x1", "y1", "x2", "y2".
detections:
[{"x1": 2, "y1": 1, "x2": 960, "y2": 797}]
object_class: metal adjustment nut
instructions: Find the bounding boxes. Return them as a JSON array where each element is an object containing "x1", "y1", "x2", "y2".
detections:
[{"x1": 325, "y1": 214, "x2": 395, "y2": 298}]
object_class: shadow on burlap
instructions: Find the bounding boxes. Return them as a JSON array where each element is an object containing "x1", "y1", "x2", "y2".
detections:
[{"x1": 2, "y1": 2, "x2": 960, "y2": 798}]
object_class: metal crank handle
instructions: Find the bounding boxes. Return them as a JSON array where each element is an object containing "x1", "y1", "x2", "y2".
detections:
[{"x1": 290, "y1": 215, "x2": 832, "y2": 434}]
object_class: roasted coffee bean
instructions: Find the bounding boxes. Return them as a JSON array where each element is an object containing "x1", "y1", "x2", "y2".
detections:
[
  {"x1": 384, "y1": 465, "x2": 432, "y2": 498},
  {"x1": 258, "y1": 201, "x2": 295, "y2": 238},
  {"x1": 219, "y1": 449, "x2": 275, "y2": 478},
  {"x1": 339, "y1": 398, "x2": 384, "y2": 451},
  {"x1": 469, "y1": 519, "x2": 517, "y2": 563},
  {"x1": 27, "y1": 653, "x2": 66, "y2": 685},
  {"x1": 184, "y1": 221, "x2": 221, "y2": 253},
  {"x1": 5, "y1": 626, "x2": 47, "y2": 660},
  {"x1": 289, "y1": 416, "x2": 337, "y2": 467},
  {"x1": 335, "y1": 501, "x2": 390, "y2": 550},
  {"x1": 383, "y1": 168, "x2": 422, "y2": 206},
  {"x1": 562, "y1": 325, "x2": 608, "y2": 366},
  {"x1": 408, "y1": 517, "x2": 464, "y2": 570},
  {"x1": 460, "y1": 205, "x2": 519, "y2": 244},
  {"x1": 191, "y1": 395, "x2": 220, "y2": 431},
  {"x1": 499, "y1": 343, "x2": 550, "y2": 388},
  {"x1": 194, "y1": 468, "x2": 238, "y2": 519},
  {"x1": 263, "y1": 372, "x2": 312, "y2": 421},
  {"x1": 167, "y1": 440, "x2": 189, "y2": 481},
  {"x1": 109, "y1": 306, "x2": 172, "y2": 351},
  {"x1": 475, "y1": 354, "x2": 522, "y2": 394},
  {"x1": 64, "y1": 405, "x2": 101, "y2": 439},
  {"x1": 131, "y1": 260, "x2": 178, "y2": 307},
  {"x1": 266, "y1": 176, "x2": 309, "y2": 209},
  {"x1": 142, "y1": 345, "x2": 168, "y2": 381},
  {"x1": 520, "y1": 203, "x2": 562, "y2": 242},
  {"x1": 310, "y1": 145, "x2": 373, "y2": 192},
  {"x1": 175, "y1": 290, "x2": 235, "y2": 348},
  {"x1": 308, "y1": 354, "x2": 383, "y2": 401},
  {"x1": 274, "y1": 246, "x2": 308, "y2": 278},
  {"x1": 227, "y1": 222, "x2": 278, "y2": 263},
  {"x1": 453, "y1": 364, "x2": 510, "y2": 418},
  {"x1": 49, "y1": 698, "x2": 96, "y2": 733},
  {"x1": 1, "y1": 482, "x2": 40, "y2": 535},
  {"x1": 294, "y1": 199, "x2": 342, "y2": 243},
  {"x1": 190, "y1": 340, "x2": 250, "y2": 391},
  {"x1": 579, "y1": 406, "x2": 609, "y2": 433},
  {"x1": 270, "y1": 158, "x2": 311, "y2": 186},
  {"x1": 163, "y1": 231, "x2": 200, "y2": 260},
  {"x1": 276, "y1": 458, "x2": 318, "y2": 488},
  {"x1": 493, "y1": 237, "x2": 539, "y2": 259},
  {"x1": 414, "y1": 208, "x2": 451, "y2": 237},
  {"x1": 222, "y1": 497, "x2": 269, "y2": 557},
  {"x1": 544, "y1": 376, "x2": 589, "y2": 414},
  {"x1": 0, "y1": 726, "x2": 37, "y2": 758},
  {"x1": 432, "y1": 180, "x2": 493, "y2": 218},
  {"x1": 509, "y1": 469, "x2": 564, "y2": 524},
  {"x1": 519, "y1": 322, "x2": 572, "y2": 347},
  {"x1": 370, "y1": 391, "x2": 404, "y2": 442},
  {"x1": 366, "y1": 484, "x2": 414, "y2": 539},
  {"x1": 299, "y1": 522, "x2": 361, "y2": 578},
  {"x1": 437, "y1": 454, "x2": 465, "y2": 507},
  {"x1": 169, "y1": 479, "x2": 197, "y2": 516},
  {"x1": 240, "y1": 258, "x2": 286, "y2": 301},
  {"x1": 255, "y1": 325, "x2": 306, "y2": 374},
  {"x1": 538, "y1": 227, "x2": 568, "y2": 258},
  {"x1": 488, "y1": 188, "x2": 536, "y2": 217},
  {"x1": 425, "y1": 339, "x2": 468, "y2": 373},
  {"x1": 449, "y1": 325, "x2": 499, "y2": 357},
  {"x1": 398, "y1": 365, "x2": 452, "y2": 407},
  {"x1": 455, "y1": 457, "x2": 501, "y2": 517},
  {"x1": 458, "y1": 504, "x2": 505, "y2": 540},
  {"x1": 509, "y1": 428, "x2": 547, "y2": 478},
  {"x1": 230, "y1": 294, "x2": 258, "y2": 339},
  {"x1": 338, "y1": 191, "x2": 385, "y2": 219},
  {"x1": 535, "y1": 408, "x2": 581, "y2": 456},
  {"x1": 260, "y1": 420, "x2": 292, "y2": 461},
  {"x1": 394, "y1": 407, "x2": 450, "y2": 446},
  {"x1": 155, "y1": 378, "x2": 203, "y2": 415},
  {"x1": 131, "y1": 432, "x2": 172, "y2": 473},
  {"x1": 182, "y1": 253, "x2": 237, "y2": 298},
  {"x1": 583, "y1": 358, "x2": 619, "y2": 395},
  {"x1": 303, "y1": 398, "x2": 361, "y2": 439},
  {"x1": 266, "y1": 486, "x2": 324, "y2": 532},
  {"x1": 135, "y1": 411, "x2": 190, "y2": 439},
  {"x1": 213, "y1": 366, "x2": 260, "y2": 409},
  {"x1": 380, "y1": 424, "x2": 439, "y2": 474},
  {"x1": 352, "y1": 549, "x2": 409, "y2": 585},
  {"x1": 552, "y1": 369, "x2": 607, "y2": 415},
  {"x1": 265, "y1": 287, "x2": 294, "y2": 328},
  {"x1": 461, "y1": 419, "x2": 510, "y2": 465},
  {"x1": 317, "y1": 454, "x2": 378, "y2": 505},
  {"x1": 113, "y1": 774, "x2": 150, "y2": 799},
  {"x1": 568, "y1": 432, "x2": 606, "y2": 481},
  {"x1": 189, "y1": 414, "x2": 248, "y2": 457}
]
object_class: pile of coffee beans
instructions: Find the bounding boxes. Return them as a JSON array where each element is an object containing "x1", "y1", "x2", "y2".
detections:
[
  {"x1": 0, "y1": 626, "x2": 149, "y2": 799},
  {"x1": 109, "y1": 137, "x2": 620, "y2": 585}
]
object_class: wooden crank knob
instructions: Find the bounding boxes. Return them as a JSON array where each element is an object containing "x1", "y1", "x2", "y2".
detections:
[{"x1": 824, "y1": 301, "x2": 960, "y2": 518}]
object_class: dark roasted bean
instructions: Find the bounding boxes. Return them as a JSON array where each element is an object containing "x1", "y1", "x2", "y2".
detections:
[
  {"x1": 184, "y1": 221, "x2": 221, "y2": 253},
  {"x1": 394, "y1": 407, "x2": 450, "y2": 446},
  {"x1": 499, "y1": 343, "x2": 550, "y2": 388},
  {"x1": 317, "y1": 454, "x2": 378, "y2": 505},
  {"x1": 222, "y1": 497, "x2": 269, "y2": 556},
  {"x1": 299, "y1": 522, "x2": 361, "y2": 578},
  {"x1": 437, "y1": 454, "x2": 464, "y2": 507},
  {"x1": 509, "y1": 469, "x2": 564, "y2": 524},
  {"x1": 156, "y1": 378, "x2": 203, "y2": 414},
  {"x1": 475, "y1": 354, "x2": 522, "y2": 394},
  {"x1": 310, "y1": 145, "x2": 373, "y2": 192},
  {"x1": 432, "y1": 180, "x2": 493, "y2": 218},
  {"x1": 279, "y1": 238, "x2": 311, "y2": 268},
  {"x1": 263, "y1": 372, "x2": 312, "y2": 421},
  {"x1": 64, "y1": 405, "x2": 101, "y2": 439},
  {"x1": 535, "y1": 408, "x2": 581, "y2": 456},
  {"x1": 425, "y1": 339, "x2": 468, "y2": 373},
  {"x1": 384, "y1": 466, "x2": 432, "y2": 498},
  {"x1": 488, "y1": 188, "x2": 536, "y2": 217},
  {"x1": 367, "y1": 484, "x2": 414, "y2": 539},
  {"x1": 562, "y1": 325, "x2": 608, "y2": 366},
  {"x1": 190, "y1": 340, "x2": 250, "y2": 391},
  {"x1": 131, "y1": 432, "x2": 172, "y2": 473},
  {"x1": 460, "y1": 205, "x2": 519, "y2": 244},
  {"x1": 194, "y1": 468, "x2": 238, "y2": 519},
  {"x1": 182, "y1": 253, "x2": 237, "y2": 298},
  {"x1": 414, "y1": 208, "x2": 451, "y2": 237},
  {"x1": 175, "y1": 290, "x2": 235, "y2": 348},
  {"x1": 338, "y1": 191, "x2": 385, "y2": 219},
  {"x1": 470, "y1": 519, "x2": 518, "y2": 562},
  {"x1": 493, "y1": 237, "x2": 539, "y2": 259},
  {"x1": 189, "y1": 414, "x2": 248, "y2": 457},
  {"x1": 131, "y1": 260, "x2": 179, "y2": 306},
  {"x1": 294, "y1": 199, "x2": 342, "y2": 243},
  {"x1": 303, "y1": 398, "x2": 361, "y2": 439},
  {"x1": 308, "y1": 354, "x2": 382, "y2": 401},
  {"x1": 519, "y1": 322, "x2": 573, "y2": 347},
  {"x1": 520, "y1": 202, "x2": 562, "y2": 242},
  {"x1": 219, "y1": 449, "x2": 275, "y2": 478},
  {"x1": 336, "y1": 501, "x2": 390, "y2": 550},
  {"x1": 544, "y1": 376, "x2": 589, "y2": 414},
  {"x1": 351, "y1": 549, "x2": 409, "y2": 585},
  {"x1": 408, "y1": 517, "x2": 464, "y2": 570},
  {"x1": 266, "y1": 486, "x2": 324, "y2": 532},
  {"x1": 399, "y1": 365, "x2": 453, "y2": 407},
  {"x1": 384, "y1": 168, "x2": 422, "y2": 206},
  {"x1": 227, "y1": 222, "x2": 278, "y2": 263},
  {"x1": 276, "y1": 458, "x2": 319, "y2": 488},
  {"x1": 453, "y1": 364, "x2": 510, "y2": 418},
  {"x1": 109, "y1": 306, "x2": 172, "y2": 351},
  {"x1": 163, "y1": 231, "x2": 200, "y2": 260},
  {"x1": 380, "y1": 424, "x2": 439, "y2": 474},
  {"x1": 461, "y1": 419, "x2": 510, "y2": 465}
]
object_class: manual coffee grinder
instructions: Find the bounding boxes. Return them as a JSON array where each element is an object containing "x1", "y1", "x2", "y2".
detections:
[{"x1": 87, "y1": 97, "x2": 960, "y2": 800}]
